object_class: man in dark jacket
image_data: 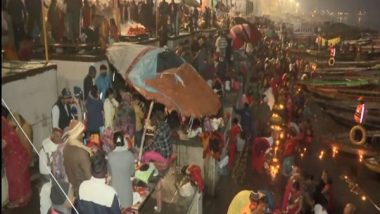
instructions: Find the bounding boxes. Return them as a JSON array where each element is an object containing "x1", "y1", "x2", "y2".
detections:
[
  {"x1": 51, "y1": 88, "x2": 74, "y2": 130},
  {"x1": 75, "y1": 151, "x2": 121, "y2": 214},
  {"x1": 83, "y1": 66, "x2": 97, "y2": 100},
  {"x1": 169, "y1": 0, "x2": 178, "y2": 36}
]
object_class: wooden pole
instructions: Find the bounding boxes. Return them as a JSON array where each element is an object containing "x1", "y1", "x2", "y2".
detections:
[
  {"x1": 138, "y1": 101, "x2": 155, "y2": 165},
  {"x1": 41, "y1": 0, "x2": 49, "y2": 64}
]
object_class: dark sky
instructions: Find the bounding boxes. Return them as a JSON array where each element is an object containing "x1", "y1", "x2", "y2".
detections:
[{"x1": 299, "y1": 0, "x2": 380, "y2": 30}]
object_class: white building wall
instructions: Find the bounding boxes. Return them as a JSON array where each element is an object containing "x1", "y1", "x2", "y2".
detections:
[
  {"x1": 51, "y1": 59, "x2": 109, "y2": 94},
  {"x1": 2, "y1": 67, "x2": 58, "y2": 151}
]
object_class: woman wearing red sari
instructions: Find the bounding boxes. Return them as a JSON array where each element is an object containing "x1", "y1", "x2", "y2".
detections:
[
  {"x1": 251, "y1": 137, "x2": 270, "y2": 173},
  {"x1": 284, "y1": 181, "x2": 303, "y2": 214},
  {"x1": 2, "y1": 111, "x2": 32, "y2": 207}
]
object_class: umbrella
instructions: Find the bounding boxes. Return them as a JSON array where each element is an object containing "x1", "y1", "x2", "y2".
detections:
[
  {"x1": 107, "y1": 42, "x2": 221, "y2": 162},
  {"x1": 107, "y1": 43, "x2": 221, "y2": 117},
  {"x1": 230, "y1": 23, "x2": 262, "y2": 51}
]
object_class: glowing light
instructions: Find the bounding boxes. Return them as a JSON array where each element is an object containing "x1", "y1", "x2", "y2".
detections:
[
  {"x1": 332, "y1": 146, "x2": 338, "y2": 158},
  {"x1": 358, "y1": 151, "x2": 364, "y2": 162},
  {"x1": 275, "y1": 140, "x2": 280, "y2": 146},
  {"x1": 300, "y1": 153, "x2": 304, "y2": 158},
  {"x1": 319, "y1": 150, "x2": 325, "y2": 160},
  {"x1": 279, "y1": 104, "x2": 284, "y2": 110},
  {"x1": 361, "y1": 196, "x2": 367, "y2": 201},
  {"x1": 270, "y1": 164, "x2": 280, "y2": 179},
  {"x1": 280, "y1": 132, "x2": 284, "y2": 139}
]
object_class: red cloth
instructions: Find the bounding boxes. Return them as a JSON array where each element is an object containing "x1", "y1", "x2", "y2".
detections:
[
  {"x1": 282, "y1": 139, "x2": 298, "y2": 158},
  {"x1": 282, "y1": 181, "x2": 292, "y2": 211},
  {"x1": 251, "y1": 138, "x2": 270, "y2": 173},
  {"x1": 2, "y1": 117, "x2": 32, "y2": 206},
  {"x1": 82, "y1": 5, "x2": 92, "y2": 29},
  {"x1": 285, "y1": 190, "x2": 302, "y2": 214},
  {"x1": 187, "y1": 165, "x2": 204, "y2": 192}
]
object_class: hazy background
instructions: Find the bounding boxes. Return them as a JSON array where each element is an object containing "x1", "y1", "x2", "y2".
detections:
[{"x1": 299, "y1": 0, "x2": 380, "y2": 31}]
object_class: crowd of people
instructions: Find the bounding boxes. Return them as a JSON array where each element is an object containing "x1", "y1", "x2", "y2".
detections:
[
  {"x1": 2, "y1": 0, "x2": 228, "y2": 60},
  {"x1": 1, "y1": 4, "x2": 363, "y2": 213}
]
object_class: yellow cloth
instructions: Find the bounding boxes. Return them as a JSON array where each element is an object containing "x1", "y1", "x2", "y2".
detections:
[
  {"x1": 316, "y1": 36, "x2": 341, "y2": 47},
  {"x1": 227, "y1": 190, "x2": 251, "y2": 214}
]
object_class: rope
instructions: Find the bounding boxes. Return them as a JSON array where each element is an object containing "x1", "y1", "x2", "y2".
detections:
[{"x1": 1, "y1": 99, "x2": 79, "y2": 214}]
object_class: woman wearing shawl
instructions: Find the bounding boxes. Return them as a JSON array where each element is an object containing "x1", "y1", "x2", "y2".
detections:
[{"x1": 2, "y1": 108, "x2": 32, "y2": 207}]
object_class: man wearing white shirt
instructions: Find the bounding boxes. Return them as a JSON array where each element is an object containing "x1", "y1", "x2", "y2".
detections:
[{"x1": 39, "y1": 128, "x2": 63, "y2": 182}]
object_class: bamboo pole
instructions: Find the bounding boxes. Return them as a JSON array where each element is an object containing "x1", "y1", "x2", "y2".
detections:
[
  {"x1": 41, "y1": 0, "x2": 49, "y2": 64},
  {"x1": 138, "y1": 101, "x2": 155, "y2": 165}
]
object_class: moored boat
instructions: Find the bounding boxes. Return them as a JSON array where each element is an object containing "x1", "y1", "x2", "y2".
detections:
[{"x1": 364, "y1": 156, "x2": 380, "y2": 174}]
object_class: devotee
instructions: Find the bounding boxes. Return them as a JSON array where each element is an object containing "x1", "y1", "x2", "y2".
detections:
[
  {"x1": 132, "y1": 95, "x2": 145, "y2": 148},
  {"x1": 48, "y1": 0, "x2": 65, "y2": 43},
  {"x1": 95, "y1": 64, "x2": 112, "y2": 102},
  {"x1": 109, "y1": 18, "x2": 119, "y2": 43},
  {"x1": 71, "y1": 86, "x2": 85, "y2": 122},
  {"x1": 6, "y1": 0, "x2": 27, "y2": 50},
  {"x1": 233, "y1": 103, "x2": 252, "y2": 135},
  {"x1": 83, "y1": 66, "x2": 97, "y2": 101},
  {"x1": 316, "y1": 170, "x2": 334, "y2": 213},
  {"x1": 228, "y1": 118, "x2": 242, "y2": 169},
  {"x1": 52, "y1": 88, "x2": 74, "y2": 130},
  {"x1": 104, "y1": 88, "x2": 119, "y2": 129},
  {"x1": 107, "y1": 131, "x2": 135, "y2": 209},
  {"x1": 39, "y1": 128, "x2": 64, "y2": 183},
  {"x1": 169, "y1": 0, "x2": 179, "y2": 36},
  {"x1": 63, "y1": 120, "x2": 92, "y2": 197},
  {"x1": 251, "y1": 133, "x2": 271, "y2": 174},
  {"x1": 66, "y1": 0, "x2": 83, "y2": 42},
  {"x1": 181, "y1": 164, "x2": 204, "y2": 193},
  {"x1": 86, "y1": 86, "x2": 104, "y2": 134},
  {"x1": 2, "y1": 106, "x2": 32, "y2": 208},
  {"x1": 143, "y1": 111, "x2": 173, "y2": 164},
  {"x1": 354, "y1": 96, "x2": 367, "y2": 125},
  {"x1": 240, "y1": 191, "x2": 268, "y2": 214},
  {"x1": 75, "y1": 151, "x2": 121, "y2": 214},
  {"x1": 7, "y1": 112, "x2": 33, "y2": 161},
  {"x1": 284, "y1": 181, "x2": 303, "y2": 214},
  {"x1": 113, "y1": 89, "x2": 136, "y2": 137},
  {"x1": 25, "y1": 0, "x2": 41, "y2": 39}
]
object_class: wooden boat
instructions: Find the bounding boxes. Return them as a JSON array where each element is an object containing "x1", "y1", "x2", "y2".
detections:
[
  {"x1": 312, "y1": 97, "x2": 380, "y2": 114},
  {"x1": 306, "y1": 86, "x2": 380, "y2": 102},
  {"x1": 314, "y1": 67, "x2": 380, "y2": 77},
  {"x1": 299, "y1": 78, "x2": 370, "y2": 88},
  {"x1": 324, "y1": 108, "x2": 380, "y2": 130},
  {"x1": 364, "y1": 156, "x2": 380, "y2": 174},
  {"x1": 316, "y1": 59, "x2": 380, "y2": 68},
  {"x1": 323, "y1": 132, "x2": 380, "y2": 156}
]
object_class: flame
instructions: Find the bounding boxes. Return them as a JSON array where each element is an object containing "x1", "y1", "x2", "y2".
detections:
[
  {"x1": 332, "y1": 146, "x2": 338, "y2": 158},
  {"x1": 319, "y1": 150, "x2": 325, "y2": 160},
  {"x1": 358, "y1": 151, "x2": 364, "y2": 162}
]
